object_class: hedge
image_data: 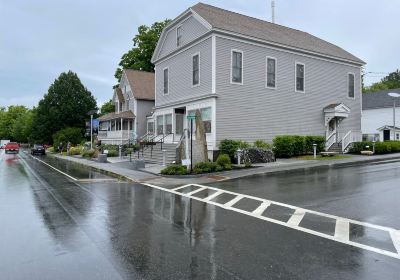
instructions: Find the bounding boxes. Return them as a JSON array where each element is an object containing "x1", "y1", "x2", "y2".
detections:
[
  {"x1": 219, "y1": 139, "x2": 250, "y2": 160},
  {"x1": 53, "y1": 127, "x2": 83, "y2": 150},
  {"x1": 160, "y1": 164, "x2": 188, "y2": 175},
  {"x1": 349, "y1": 141, "x2": 400, "y2": 154},
  {"x1": 273, "y1": 135, "x2": 325, "y2": 158}
]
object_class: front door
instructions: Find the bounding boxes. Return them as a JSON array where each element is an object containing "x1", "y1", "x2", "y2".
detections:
[
  {"x1": 383, "y1": 130, "x2": 391, "y2": 141},
  {"x1": 175, "y1": 108, "x2": 185, "y2": 139}
]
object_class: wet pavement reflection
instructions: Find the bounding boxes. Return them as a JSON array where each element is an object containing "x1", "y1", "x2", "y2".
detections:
[{"x1": 1, "y1": 151, "x2": 399, "y2": 279}]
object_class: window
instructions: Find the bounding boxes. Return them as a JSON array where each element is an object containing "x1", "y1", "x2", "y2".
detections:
[
  {"x1": 157, "y1": 115, "x2": 164, "y2": 135},
  {"x1": 119, "y1": 102, "x2": 123, "y2": 112},
  {"x1": 163, "y1": 68, "x2": 169, "y2": 95},
  {"x1": 348, "y1": 73, "x2": 355, "y2": 98},
  {"x1": 397, "y1": 133, "x2": 400, "y2": 140},
  {"x1": 187, "y1": 107, "x2": 212, "y2": 133},
  {"x1": 192, "y1": 53, "x2": 200, "y2": 86},
  {"x1": 231, "y1": 50, "x2": 243, "y2": 84},
  {"x1": 295, "y1": 63, "x2": 305, "y2": 92},
  {"x1": 165, "y1": 114, "x2": 172, "y2": 134},
  {"x1": 176, "y1": 26, "x2": 182, "y2": 47},
  {"x1": 147, "y1": 122, "x2": 154, "y2": 134},
  {"x1": 266, "y1": 57, "x2": 276, "y2": 88}
]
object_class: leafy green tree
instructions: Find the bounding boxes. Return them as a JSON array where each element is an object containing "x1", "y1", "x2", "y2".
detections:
[
  {"x1": 364, "y1": 69, "x2": 400, "y2": 93},
  {"x1": 115, "y1": 19, "x2": 171, "y2": 81},
  {"x1": 0, "y1": 105, "x2": 29, "y2": 140},
  {"x1": 31, "y1": 71, "x2": 97, "y2": 144},
  {"x1": 53, "y1": 127, "x2": 83, "y2": 149},
  {"x1": 11, "y1": 108, "x2": 35, "y2": 143},
  {"x1": 99, "y1": 99, "x2": 115, "y2": 115}
]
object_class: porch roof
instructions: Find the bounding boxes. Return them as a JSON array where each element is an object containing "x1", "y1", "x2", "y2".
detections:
[
  {"x1": 377, "y1": 125, "x2": 400, "y2": 131},
  {"x1": 98, "y1": 110, "x2": 135, "y2": 121},
  {"x1": 323, "y1": 103, "x2": 350, "y2": 126}
]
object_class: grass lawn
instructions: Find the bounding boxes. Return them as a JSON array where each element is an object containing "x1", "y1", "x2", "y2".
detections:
[{"x1": 296, "y1": 155, "x2": 352, "y2": 161}]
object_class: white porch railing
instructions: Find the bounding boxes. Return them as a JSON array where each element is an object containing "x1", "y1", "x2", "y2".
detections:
[
  {"x1": 98, "y1": 130, "x2": 130, "y2": 140},
  {"x1": 341, "y1": 131, "x2": 362, "y2": 153},
  {"x1": 325, "y1": 131, "x2": 337, "y2": 150}
]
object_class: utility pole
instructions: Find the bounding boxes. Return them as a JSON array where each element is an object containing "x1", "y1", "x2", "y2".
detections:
[{"x1": 271, "y1": 0, "x2": 275, "y2": 23}]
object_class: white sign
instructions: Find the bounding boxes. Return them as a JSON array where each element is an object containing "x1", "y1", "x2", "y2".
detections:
[
  {"x1": 103, "y1": 150, "x2": 109, "y2": 154},
  {"x1": 182, "y1": 159, "x2": 191, "y2": 166}
]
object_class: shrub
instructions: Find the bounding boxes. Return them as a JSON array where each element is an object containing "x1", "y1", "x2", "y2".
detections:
[
  {"x1": 161, "y1": 164, "x2": 188, "y2": 175},
  {"x1": 52, "y1": 127, "x2": 83, "y2": 149},
  {"x1": 219, "y1": 139, "x2": 250, "y2": 160},
  {"x1": 349, "y1": 141, "x2": 400, "y2": 154},
  {"x1": 193, "y1": 161, "x2": 219, "y2": 173},
  {"x1": 273, "y1": 135, "x2": 326, "y2": 158},
  {"x1": 216, "y1": 154, "x2": 232, "y2": 169},
  {"x1": 348, "y1": 141, "x2": 373, "y2": 154},
  {"x1": 106, "y1": 149, "x2": 118, "y2": 157},
  {"x1": 81, "y1": 149, "x2": 96, "y2": 158},
  {"x1": 47, "y1": 147, "x2": 54, "y2": 153},
  {"x1": 253, "y1": 140, "x2": 272, "y2": 149},
  {"x1": 69, "y1": 146, "x2": 82, "y2": 155}
]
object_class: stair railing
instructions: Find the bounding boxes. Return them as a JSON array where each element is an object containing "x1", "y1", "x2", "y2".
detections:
[
  {"x1": 325, "y1": 131, "x2": 337, "y2": 151},
  {"x1": 341, "y1": 131, "x2": 362, "y2": 153}
]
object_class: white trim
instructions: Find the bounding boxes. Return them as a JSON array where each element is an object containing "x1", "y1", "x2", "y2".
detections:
[
  {"x1": 295, "y1": 62, "x2": 305, "y2": 93},
  {"x1": 347, "y1": 72, "x2": 356, "y2": 100},
  {"x1": 265, "y1": 56, "x2": 277, "y2": 90},
  {"x1": 213, "y1": 29, "x2": 364, "y2": 66},
  {"x1": 211, "y1": 35, "x2": 216, "y2": 94},
  {"x1": 176, "y1": 24, "x2": 183, "y2": 47},
  {"x1": 190, "y1": 9, "x2": 213, "y2": 30},
  {"x1": 230, "y1": 49, "x2": 244, "y2": 85},
  {"x1": 163, "y1": 67, "x2": 169, "y2": 96},
  {"x1": 191, "y1": 52, "x2": 200, "y2": 87}
]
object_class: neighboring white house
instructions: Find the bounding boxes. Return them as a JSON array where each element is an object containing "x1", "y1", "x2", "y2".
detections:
[
  {"x1": 362, "y1": 88, "x2": 400, "y2": 141},
  {"x1": 146, "y1": 2, "x2": 365, "y2": 160},
  {"x1": 98, "y1": 70, "x2": 155, "y2": 144}
]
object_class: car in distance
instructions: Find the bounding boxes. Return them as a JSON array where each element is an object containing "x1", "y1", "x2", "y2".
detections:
[
  {"x1": 4, "y1": 142, "x2": 20, "y2": 154},
  {"x1": 31, "y1": 144, "x2": 46, "y2": 155}
]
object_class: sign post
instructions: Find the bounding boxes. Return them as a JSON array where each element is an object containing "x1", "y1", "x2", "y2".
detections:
[{"x1": 187, "y1": 114, "x2": 196, "y2": 173}]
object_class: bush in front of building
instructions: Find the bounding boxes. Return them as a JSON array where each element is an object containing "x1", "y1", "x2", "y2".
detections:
[
  {"x1": 253, "y1": 140, "x2": 272, "y2": 149},
  {"x1": 81, "y1": 149, "x2": 97, "y2": 158},
  {"x1": 273, "y1": 135, "x2": 326, "y2": 158},
  {"x1": 215, "y1": 154, "x2": 232, "y2": 169},
  {"x1": 68, "y1": 146, "x2": 82, "y2": 156},
  {"x1": 106, "y1": 149, "x2": 118, "y2": 157},
  {"x1": 219, "y1": 139, "x2": 250, "y2": 160},
  {"x1": 349, "y1": 141, "x2": 400, "y2": 154},
  {"x1": 160, "y1": 164, "x2": 188, "y2": 175},
  {"x1": 52, "y1": 127, "x2": 83, "y2": 151}
]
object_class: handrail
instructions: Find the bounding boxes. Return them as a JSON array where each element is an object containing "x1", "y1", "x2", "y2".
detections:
[
  {"x1": 325, "y1": 130, "x2": 337, "y2": 151},
  {"x1": 342, "y1": 130, "x2": 362, "y2": 153},
  {"x1": 175, "y1": 129, "x2": 188, "y2": 149},
  {"x1": 137, "y1": 133, "x2": 173, "y2": 159}
]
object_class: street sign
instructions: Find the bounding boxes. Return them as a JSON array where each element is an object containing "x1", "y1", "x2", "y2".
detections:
[
  {"x1": 187, "y1": 115, "x2": 196, "y2": 120},
  {"x1": 182, "y1": 159, "x2": 191, "y2": 166}
]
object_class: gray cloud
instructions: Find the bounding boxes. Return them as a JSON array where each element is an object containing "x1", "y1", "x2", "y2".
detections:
[{"x1": 0, "y1": 0, "x2": 398, "y2": 108}]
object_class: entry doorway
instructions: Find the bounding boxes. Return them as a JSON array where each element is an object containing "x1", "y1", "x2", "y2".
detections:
[
  {"x1": 175, "y1": 108, "x2": 186, "y2": 139},
  {"x1": 383, "y1": 129, "x2": 391, "y2": 141}
]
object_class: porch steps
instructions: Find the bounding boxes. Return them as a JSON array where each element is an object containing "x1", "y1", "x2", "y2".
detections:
[
  {"x1": 138, "y1": 143, "x2": 177, "y2": 164},
  {"x1": 328, "y1": 143, "x2": 343, "y2": 154}
]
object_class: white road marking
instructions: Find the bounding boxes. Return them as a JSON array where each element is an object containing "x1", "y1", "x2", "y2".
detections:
[
  {"x1": 390, "y1": 230, "x2": 400, "y2": 254},
  {"x1": 252, "y1": 201, "x2": 271, "y2": 215},
  {"x1": 29, "y1": 154, "x2": 78, "y2": 181},
  {"x1": 287, "y1": 209, "x2": 306, "y2": 226},
  {"x1": 335, "y1": 219, "x2": 350, "y2": 242},
  {"x1": 223, "y1": 195, "x2": 244, "y2": 208},
  {"x1": 185, "y1": 186, "x2": 207, "y2": 196},
  {"x1": 140, "y1": 182, "x2": 400, "y2": 260}
]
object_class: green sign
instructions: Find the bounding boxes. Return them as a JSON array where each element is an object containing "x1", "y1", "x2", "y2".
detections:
[{"x1": 187, "y1": 115, "x2": 196, "y2": 120}]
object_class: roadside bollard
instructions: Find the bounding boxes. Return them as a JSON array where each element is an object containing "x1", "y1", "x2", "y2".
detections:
[
  {"x1": 237, "y1": 148, "x2": 242, "y2": 165},
  {"x1": 119, "y1": 145, "x2": 122, "y2": 158},
  {"x1": 162, "y1": 149, "x2": 167, "y2": 166},
  {"x1": 313, "y1": 143, "x2": 317, "y2": 159},
  {"x1": 372, "y1": 141, "x2": 376, "y2": 154}
]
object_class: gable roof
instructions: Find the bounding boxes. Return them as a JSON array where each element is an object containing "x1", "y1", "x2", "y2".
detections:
[
  {"x1": 362, "y1": 88, "x2": 400, "y2": 110},
  {"x1": 113, "y1": 88, "x2": 124, "y2": 103},
  {"x1": 98, "y1": 110, "x2": 135, "y2": 121},
  {"x1": 152, "y1": 2, "x2": 364, "y2": 65},
  {"x1": 123, "y1": 69, "x2": 155, "y2": 101}
]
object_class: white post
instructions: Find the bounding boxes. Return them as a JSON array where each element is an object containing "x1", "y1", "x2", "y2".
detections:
[
  {"x1": 313, "y1": 144, "x2": 317, "y2": 159},
  {"x1": 394, "y1": 99, "x2": 396, "y2": 140},
  {"x1": 162, "y1": 149, "x2": 166, "y2": 166},
  {"x1": 185, "y1": 129, "x2": 190, "y2": 171},
  {"x1": 121, "y1": 118, "x2": 123, "y2": 144},
  {"x1": 90, "y1": 114, "x2": 93, "y2": 150}
]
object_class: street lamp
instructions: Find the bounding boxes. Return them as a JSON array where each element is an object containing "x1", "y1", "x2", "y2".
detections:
[
  {"x1": 388, "y1": 92, "x2": 400, "y2": 141},
  {"x1": 87, "y1": 110, "x2": 98, "y2": 150}
]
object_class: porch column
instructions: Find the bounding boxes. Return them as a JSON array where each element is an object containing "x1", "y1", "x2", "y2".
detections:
[
  {"x1": 128, "y1": 119, "x2": 130, "y2": 142},
  {"x1": 114, "y1": 119, "x2": 116, "y2": 131},
  {"x1": 121, "y1": 118, "x2": 123, "y2": 143}
]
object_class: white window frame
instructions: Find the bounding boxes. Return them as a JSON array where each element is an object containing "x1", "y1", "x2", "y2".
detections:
[
  {"x1": 347, "y1": 72, "x2": 355, "y2": 100},
  {"x1": 192, "y1": 52, "x2": 201, "y2": 87},
  {"x1": 230, "y1": 49, "x2": 244, "y2": 85},
  {"x1": 176, "y1": 25, "x2": 183, "y2": 47},
  {"x1": 295, "y1": 62, "x2": 305, "y2": 93},
  {"x1": 163, "y1": 67, "x2": 169, "y2": 95},
  {"x1": 265, "y1": 56, "x2": 277, "y2": 89}
]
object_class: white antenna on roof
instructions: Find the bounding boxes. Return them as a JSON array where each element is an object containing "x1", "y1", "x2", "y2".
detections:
[{"x1": 271, "y1": 0, "x2": 275, "y2": 23}]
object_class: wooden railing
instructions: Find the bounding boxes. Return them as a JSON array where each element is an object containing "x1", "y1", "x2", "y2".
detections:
[
  {"x1": 325, "y1": 131, "x2": 337, "y2": 151},
  {"x1": 341, "y1": 131, "x2": 362, "y2": 153}
]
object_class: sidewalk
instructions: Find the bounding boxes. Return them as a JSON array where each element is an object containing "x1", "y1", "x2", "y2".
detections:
[{"x1": 49, "y1": 153, "x2": 400, "y2": 187}]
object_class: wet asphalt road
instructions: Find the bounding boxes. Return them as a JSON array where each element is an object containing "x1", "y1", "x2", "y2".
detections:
[{"x1": 0, "y1": 150, "x2": 400, "y2": 279}]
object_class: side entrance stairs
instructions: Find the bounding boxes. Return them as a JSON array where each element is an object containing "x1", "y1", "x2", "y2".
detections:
[{"x1": 138, "y1": 143, "x2": 177, "y2": 164}]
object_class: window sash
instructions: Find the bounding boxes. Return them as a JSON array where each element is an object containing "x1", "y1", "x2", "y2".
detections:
[
  {"x1": 232, "y1": 51, "x2": 242, "y2": 83},
  {"x1": 348, "y1": 74, "x2": 355, "y2": 98},
  {"x1": 165, "y1": 114, "x2": 172, "y2": 134},
  {"x1": 192, "y1": 54, "x2": 199, "y2": 86},
  {"x1": 163, "y1": 69, "x2": 168, "y2": 94},
  {"x1": 266, "y1": 58, "x2": 276, "y2": 88},
  {"x1": 296, "y1": 64, "x2": 304, "y2": 92},
  {"x1": 156, "y1": 116, "x2": 164, "y2": 135}
]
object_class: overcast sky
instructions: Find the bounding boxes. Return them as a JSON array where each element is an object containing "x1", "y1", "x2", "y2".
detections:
[{"x1": 1, "y1": 0, "x2": 399, "y2": 108}]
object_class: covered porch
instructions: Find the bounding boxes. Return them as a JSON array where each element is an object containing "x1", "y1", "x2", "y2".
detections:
[{"x1": 98, "y1": 111, "x2": 136, "y2": 144}]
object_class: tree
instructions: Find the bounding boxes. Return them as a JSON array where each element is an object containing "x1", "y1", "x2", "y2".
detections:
[
  {"x1": 0, "y1": 105, "x2": 29, "y2": 141},
  {"x1": 99, "y1": 99, "x2": 115, "y2": 116},
  {"x1": 31, "y1": 71, "x2": 97, "y2": 144},
  {"x1": 11, "y1": 108, "x2": 35, "y2": 143},
  {"x1": 364, "y1": 69, "x2": 400, "y2": 93},
  {"x1": 115, "y1": 19, "x2": 171, "y2": 81}
]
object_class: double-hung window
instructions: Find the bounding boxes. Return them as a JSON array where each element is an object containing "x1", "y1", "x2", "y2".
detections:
[
  {"x1": 192, "y1": 53, "x2": 200, "y2": 86},
  {"x1": 156, "y1": 115, "x2": 164, "y2": 135},
  {"x1": 348, "y1": 73, "x2": 355, "y2": 98},
  {"x1": 187, "y1": 107, "x2": 212, "y2": 133},
  {"x1": 163, "y1": 68, "x2": 169, "y2": 95},
  {"x1": 266, "y1": 57, "x2": 276, "y2": 88},
  {"x1": 165, "y1": 114, "x2": 172, "y2": 134},
  {"x1": 176, "y1": 26, "x2": 182, "y2": 47},
  {"x1": 295, "y1": 63, "x2": 305, "y2": 92},
  {"x1": 231, "y1": 50, "x2": 243, "y2": 84}
]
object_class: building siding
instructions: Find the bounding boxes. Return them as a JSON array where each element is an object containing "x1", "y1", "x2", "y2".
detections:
[
  {"x1": 362, "y1": 108, "x2": 400, "y2": 134},
  {"x1": 158, "y1": 15, "x2": 209, "y2": 60},
  {"x1": 136, "y1": 100, "x2": 154, "y2": 137},
  {"x1": 155, "y1": 37, "x2": 212, "y2": 107},
  {"x1": 215, "y1": 36, "x2": 362, "y2": 144}
]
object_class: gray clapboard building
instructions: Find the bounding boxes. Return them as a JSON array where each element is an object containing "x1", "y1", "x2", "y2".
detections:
[{"x1": 147, "y1": 2, "x2": 365, "y2": 158}]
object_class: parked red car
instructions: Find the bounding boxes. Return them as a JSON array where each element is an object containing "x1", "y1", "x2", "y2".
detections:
[{"x1": 4, "y1": 142, "x2": 19, "y2": 154}]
